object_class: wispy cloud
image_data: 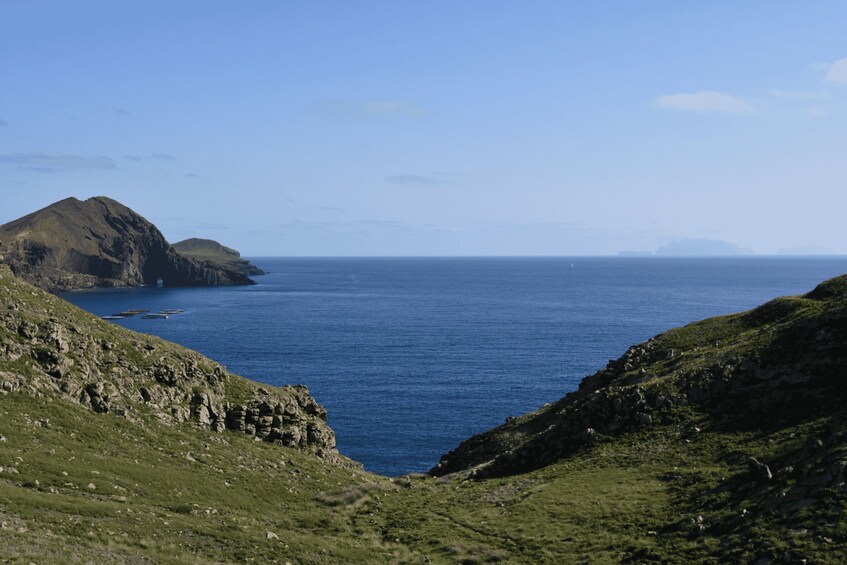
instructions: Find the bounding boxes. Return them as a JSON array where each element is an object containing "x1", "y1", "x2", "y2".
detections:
[
  {"x1": 770, "y1": 89, "x2": 831, "y2": 101},
  {"x1": 385, "y1": 174, "x2": 443, "y2": 185},
  {"x1": 314, "y1": 98, "x2": 424, "y2": 120},
  {"x1": 0, "y1": 152, "x2": 115, "y2": 172},
  {"x1": 656, "y1": 91, "x2": 750, "y2": 114},
  {"x1": 825, "y1": 58, "x2": 847, "y2": 84},
  {"x1": 125, "y1": 153, "x2": 177, "y2": 162}
]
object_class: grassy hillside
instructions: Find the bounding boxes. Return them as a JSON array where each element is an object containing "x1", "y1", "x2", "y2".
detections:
[{"x1": 2, "y1": 263, "x2": 846, "y2": 562}]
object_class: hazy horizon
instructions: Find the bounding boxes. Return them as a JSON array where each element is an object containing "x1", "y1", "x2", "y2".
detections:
[{"x1": 3, "y1": 2, "x2": 846, "y2": 256}]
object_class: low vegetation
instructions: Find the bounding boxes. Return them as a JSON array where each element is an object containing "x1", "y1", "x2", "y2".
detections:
[{"x1": 1, "y1": 262, "x2": 846, "y2": 562}]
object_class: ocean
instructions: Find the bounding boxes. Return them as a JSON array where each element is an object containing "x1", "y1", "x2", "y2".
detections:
[{"x1": 62, "y1": 257, "x2": 847, "y2": 476}]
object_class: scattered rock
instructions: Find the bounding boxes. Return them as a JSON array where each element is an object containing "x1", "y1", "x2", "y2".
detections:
[{"x1": 748, "y1": 457, "x2": 772, "y2": 482}]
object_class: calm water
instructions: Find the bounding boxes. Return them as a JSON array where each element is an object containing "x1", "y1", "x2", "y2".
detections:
[{"x1": 62, "y1": 257, "x2": 847, "y2": 475}]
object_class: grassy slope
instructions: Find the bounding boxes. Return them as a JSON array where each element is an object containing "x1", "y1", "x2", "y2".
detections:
[
  {"x1": 5, "y1": 393, "x2": 841, "y2": 563},
  {"x1": 2, "y1": 270, "x2": 847, "y2": 562}
]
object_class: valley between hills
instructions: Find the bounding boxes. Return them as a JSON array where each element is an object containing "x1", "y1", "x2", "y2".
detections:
[{"x1": 0, "y1": 198, "x2": 846, "y2": 563}]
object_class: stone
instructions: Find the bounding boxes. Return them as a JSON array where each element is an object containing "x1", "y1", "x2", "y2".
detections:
[
  {"x1": 748, "y1": 457, "x2": 773, "y2": 482},
  {"x1": 635, "y1": 412, "x2": 652, "y2": 426}
]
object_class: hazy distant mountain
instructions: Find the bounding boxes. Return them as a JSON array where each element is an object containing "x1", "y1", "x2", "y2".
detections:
[
  {"x1": 617, "y1": 238, "x2": 753, "y2": 257},
  {"x1": 617, "y1": 250, "x2": 654, "y2": 257}
]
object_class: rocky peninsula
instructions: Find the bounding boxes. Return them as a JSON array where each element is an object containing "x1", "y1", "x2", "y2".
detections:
[
  {"x1": 172, "y1": 237, "x2": 265, "y2": 277},
  {"x1": 0, "y1": 196, "x2": 256, "y2": 292}
]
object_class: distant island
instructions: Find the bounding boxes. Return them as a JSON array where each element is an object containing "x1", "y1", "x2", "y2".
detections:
[
  {"x1": 0, "y1": 196, "x2": 259, "y2": 292},
  {"x1": 173, "y1": 237, "x2": 265, "y2": 277},
  {"x1": 620, "y1": 238, "x2": 753, "y2": 257}
]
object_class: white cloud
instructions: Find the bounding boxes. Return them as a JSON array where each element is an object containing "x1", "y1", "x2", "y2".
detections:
[
  {"x1": 770, "y1": 89, "x2": 830, "y2": 101},
  {"x1": 0, "y1": 152, "x2": 115, "y2": 172},
  {"x1": 806, "y1": 107, "x2": 826, "y2": 117},
  {"x1": 655, "y1": 91, "x2": 750, "y2": 114},
  {"x1": 825, "y1": 58, "x2": 847, "y2": 84}
]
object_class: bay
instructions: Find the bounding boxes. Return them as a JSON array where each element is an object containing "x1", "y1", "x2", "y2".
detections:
[{"x1": 62, "y1": 257, "x2": 847, "y2": 476}]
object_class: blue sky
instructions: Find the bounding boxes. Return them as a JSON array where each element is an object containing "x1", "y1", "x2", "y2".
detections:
[{"x1": 2, "y1": 1, "x2": 846, "y2": 255}]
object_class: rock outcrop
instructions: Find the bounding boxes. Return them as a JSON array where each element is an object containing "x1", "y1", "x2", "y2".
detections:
[
  {"x1": 0, "y1": 196, "x2": 255, "y2": 292},
  {"x1": 172, "y1": 237, "x2": 265, "y2": 277},
  {"x1": 0, "y1": 263, "x2": 339, "y2": 459}
]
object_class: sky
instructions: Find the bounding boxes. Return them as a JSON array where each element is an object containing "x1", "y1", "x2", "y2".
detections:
[{"x1": 1, "y1": 1, "x2": 846, "y2": 256}]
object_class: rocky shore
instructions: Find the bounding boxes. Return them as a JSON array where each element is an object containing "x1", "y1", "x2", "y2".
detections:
[{"x1": 0, "y1": 263, "x2": 341, "y2": 462}]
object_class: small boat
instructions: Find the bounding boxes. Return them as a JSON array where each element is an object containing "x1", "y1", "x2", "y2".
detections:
[{"x1": 141, "y1": 313, "x2": 169, "y2": 320}]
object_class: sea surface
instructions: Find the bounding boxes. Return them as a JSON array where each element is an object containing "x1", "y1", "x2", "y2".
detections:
[{"x1": 62, "y1": 257, "x2": 847, "y2": 476}]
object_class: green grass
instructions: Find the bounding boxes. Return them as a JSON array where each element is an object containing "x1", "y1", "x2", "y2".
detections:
[
  {"x1": 3, "y1": 265, "x2": 847, "y2": 562},
  {"x1": 4, "y1": 389, "x2": 843, "y2": 563}
]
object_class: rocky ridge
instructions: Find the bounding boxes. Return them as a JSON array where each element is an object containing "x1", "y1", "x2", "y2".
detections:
[
  {"x1": 0, "y1": 196, "x2": 255, "y2": 292},
  {"x1": 0, "y1": 262, "x2": 341, "y2": 461}
]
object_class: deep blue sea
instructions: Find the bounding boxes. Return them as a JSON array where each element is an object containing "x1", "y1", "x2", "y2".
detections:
[{"x1": 62, "y1": 257, "x2": 847, "y2": 476}]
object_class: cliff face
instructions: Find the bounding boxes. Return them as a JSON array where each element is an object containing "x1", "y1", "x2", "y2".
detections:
[
  {"x1": 0, "y1": 263, "x2": 338, "y2": 458},
  {"x1": 0, "y1": 197, "x2": 255, "y2": 292},
  {"x1": 172, "y1": 237, "x2": 265, "y2": 276}
]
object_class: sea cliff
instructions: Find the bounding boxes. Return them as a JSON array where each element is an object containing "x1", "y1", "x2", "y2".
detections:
[{"x1": 0, "y1": 197, "x2": 256, "y2": 292}]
